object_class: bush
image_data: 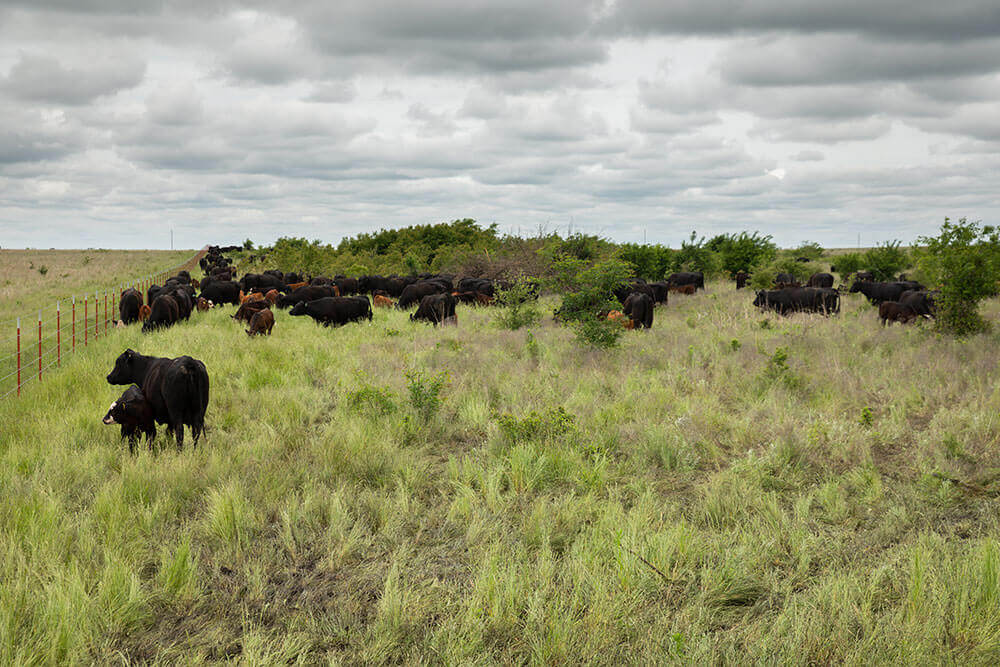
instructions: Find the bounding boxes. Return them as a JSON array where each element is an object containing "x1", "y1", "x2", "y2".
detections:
[
  {"x1": 494, "y1": 278, "x2": 542, "y2": 330},
  {"x1": 916, "y1": 217, "x2": 1000, "y2": 336},
  {"x1": 863, "y1": 241, "x2": 909, "y2": 281},
  {"x1": 550, "y1": 256, "x2": 633, "y2": 349},
  {"x1": 749, "y1": 257, "x2": 822, "y2": 290},
  {"x1": 831, "y1": 252, "x2": 865, "y2": 279},
  {"x1": 405, "y1": 369, "x2": 450, "y2": 421},
  {"x1": 706, "y1": 232, "x2": 776, "y2": 275},
  {"x1": 672, "y1": 232, "x2": 721, "y2": 276},
  {"x1": 618, "y1": 243, "x2": 675, "y2": 280},
  {"x1": 346, "y1": 385, "x2": 397, "y2": 415},
  {"x1": 496, "y1": 407, "x2": 575, "y2": 443},
  {"x1": 790, "y1": 241, "x2": 824, "y2": 260}
]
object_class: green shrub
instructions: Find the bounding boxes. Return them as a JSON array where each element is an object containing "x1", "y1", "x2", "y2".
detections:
[
  {"x1": 706, "y1": 231, "x2": 777, "y2": 275},
  {"x1": 346, "y1": 385, "x2": 397, "y2": 415},
  {"x1": 790, "y1": 241, "x2": 824, "y2": 260},
  {"x1": 494, "y1": 278, "x2": 542, "y2": 330},
  {"x1": 749, "y1": 257, "x2": 822, "y2": 289},
  {"x1": 673, "y1": 232, "x2": 721, "y2": 276},
  {"x1": 863, "y1": 241, "x2": 909, "y2": 281},
  {"x1": 496, "y1": 407, "x2": 575, "y2": 443},
  {"x1": 831, "y1": 252, "x2": 865, "y2": 279},
  {"x1": 550, "y1": 255, "x2": 633, "y2": 349},
  {"x1": 405, "y1": 369, "x2": 450, "y2": 420},
  {"x1": 916, "y1": 217, "x2": 1000, "y2": 335}
]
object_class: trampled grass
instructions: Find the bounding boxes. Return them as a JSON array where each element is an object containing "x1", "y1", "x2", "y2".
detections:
[{"x1": 2, "y1": 278, "x2": 1000, "y2": 663}]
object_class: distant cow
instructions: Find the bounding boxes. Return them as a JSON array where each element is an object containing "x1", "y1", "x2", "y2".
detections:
[
  {"x1": 196, "y1": 297, "x2": 211, "y2": 312},
  {"x1": 264, "y1": 289, "x2": 279, "y2": 305},
  {"x1": 199, "y1": 280, "x2": 241, "y2": 306},
  {"x1": 774, "y1": 273, "x2": 799, "y2": 288},
  {"x1": 623, "y1": 292, "x2": 654, "y2": 329},
  {"x1": 899, "y1": 290, "x2": 936, "y2": 318},
  {"x1": 734, "y1": 271, "x2": 750, "y2": 289},
  {"x1": 289, "y1": 296, "x2": 372, "y2": 326},
  {"x1": 666, "y1": 272, "x2": 705, "y2": 291},
  {"x1": 411, "y1": 293, "x2": 458, "y2": 325},
  {"x1": 670, "y1": 284, "x2": 696, "y2": 295},
  {"x1": 246, "y1": 308, "x2": 275, "y2": 336},
  {"x1": 240, "y1": 291, "x2": 266, "y2": 304},
  {"x1": 606, "y1": 310, "x2": 627, "y2": 326},
  {"x1": 398, "y1": 281, "x2": 447, "y2": 308},
  {"x1": 106, "y1": 349, "x2": 209, "y2": 449},
  {"x1": 277, "y1": 285, "x2": 338, "y2": 308},
  {"x1": 119, "y1": 288, "x2": 143, "y2": 325},
  {"x1": 102, "y1": 384, "x2": 156, "y2": 454},
  {"x1": 850, "y1": 281, "x2": 908, "y2": 305},
  {"x1": 807, "y1": 272, "x2": 834, "y2": 288},
  {"x1": 879, "y1": 301, "x2": 918, "y2": 325},
  {"x1": 373, "y1": 294, "x2": 394, "y2": 308}
]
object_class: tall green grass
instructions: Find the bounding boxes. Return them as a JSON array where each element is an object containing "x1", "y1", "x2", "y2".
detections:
[{"x1": 0, "y1": 283, "x2": 999, "y2": 662}]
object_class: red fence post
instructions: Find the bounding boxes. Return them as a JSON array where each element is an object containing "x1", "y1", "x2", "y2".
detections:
[
  {"x1": 84, "y1": 295, "x2": 88, "y2": 346},
  {"x1": 94, "y1": 292, "x2": 98, "y2": 340},
  {"x1": 104, "y1": 290, "x2": 107, "y2": 333},
  {"x1": 37, "y1": 311, "x2": 41, "y2": 382},
  {"x1": 16, "y1": 318, "x2": 21, "y2": 397},
  {"x1": 72, "y1": 297, "x2": 76, "y2": 352},
  {"x1": 57, "y1": 302, "x2": 61, "y2": 367}
]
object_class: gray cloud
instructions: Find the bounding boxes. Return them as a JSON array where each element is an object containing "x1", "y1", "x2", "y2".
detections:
[{"x1": 2, "y1": 52, "x2": 145, "y2": 105}]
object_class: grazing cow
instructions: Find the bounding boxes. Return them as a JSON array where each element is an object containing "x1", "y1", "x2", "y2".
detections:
[
  {"x1": 411, "y1": 293, "x2": 458, "y2": 325},
  {"x1": 335, "y1": 277, "x2": 359, "y2": 295},
  {"x1": 855, "y1": 270, "x2": 875, "y2": 282},
  {"x1": 753, "y1": 288, "x2": 839, "y2": 315},
  {"x1": 246, "y1": 308, "x2": 275, "y2": 336},
  {"x1": 115, "y1": 320, "x2": 126, "y2": 329},
  {"x1": 138, "y1": 304, "x2": 151, "y2": 321},
  {"x1": 899, "y1": 290, "x2": 936, "y2": 318},
  {"x1": 666, "y1": 271, "x2": 705, "y2": 291},
  {"x1": 398, "y1": 281, "x2": 447, "y2": 309},
  {"x1": 774, "y1": 273, "x2": 799, "y2": 288},
  {"x1": 119, "y1": 288, "x2": 143, "y2": 325},
  {"x1": 452, "y1": 291, "x2": 478, "y2": 304},
  {"x1": 241, "y1": 291, "x2": 266, "y2": 304},
  {"x1": 289, "y1": 296, "x2": 372, "y2": 326},
  {"x1": 807, "y1": 272, "x2": 834, "y2": 288},
  {"x1": 232, "y1": 299, "x2": 270, "y2": 323},
  {"x1": 622, "y1": 292, "x2": 654, "y2": 329},
  {"x1": 614, "y1": 281, "x2": 656, "y2": 306},
  {"x1": 284, "y1": 281, "x2": 308, "y2": 292},
  {"x1": 196, "y1": 297, "x2": 211, "y2": 312},
  {"x1": 102, "y1": 384, "x2": 157, "y2": 454},
  {"x1": 264, "y1": 289, "x2": 279, "y2": 305},
  {"x1": 475, "y1": 292, "x2": 494, "y2": 306},
  {"x1": 240, "y1": 273, "x2": 286, "y2": 293},
  {"x1": 106, "y1": 349, "x2": 209, "y2": 449},
  {"x1": 199, "y1": 280, "x2": 241, "y2": 306},
  {"x1": 735, "y1": 271, "x2": 750, "y2": 289},
  {"x1": 142, "y1": 294, "x2": 180, "y2": 333},
  {"x1": 373, "y1": 294, "x2": 394, "y2": 308},
  {"x1": 648, "y1": 281, "x2": 670, "y2": 304},
  {"x1": 879, "y1": 301, "x2": 918, "y2": 325},
  {"x1": 670, "y1": 284, "x2": 696, "y2": 295},
  {"x1": 169, "y1": 288, "x2": 193, "y2": 321},
  {"x1": 277, "y1": 285, "x2": 339, "y2": 308},
  {"x1": 849, "y1": 281, "x2": 910, "y2": 305}
]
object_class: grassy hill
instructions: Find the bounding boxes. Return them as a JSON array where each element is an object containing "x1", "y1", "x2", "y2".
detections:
[{"x1": 2, "y1": 276, "x2": 1000, "y2": 662}]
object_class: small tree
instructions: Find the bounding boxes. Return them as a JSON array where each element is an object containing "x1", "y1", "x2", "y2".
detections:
[
  {"x1": 916, "y1": 217, "x2": 1000, "y2": 335},
  {"x1": 749, "y1": 257, "x2": 822, "y2": 290},
  {"x1": 706, "y1": 231, "x2": 777, "y2": 275},
  {"x1": 494, "y1": 278, "x2": 542, "y2": 330},
  {"x1": 551, "y1": 256, "x2": 633, "y2": 349},
  {"x1": 863, "y1": 241, "x2": 909, "y2": 281},
  {"x1": 672, "y1": 232, "x2": 721, "y2": 276},
  {"x1": 243, "y1": 238, "x2": 255, "y2": 251},
  {"x1": 831, "y1": 252, "x2": 865, "y2": 279},
  {"x1": 791, "y1": 241, "x2": 824, "y2": 260}
]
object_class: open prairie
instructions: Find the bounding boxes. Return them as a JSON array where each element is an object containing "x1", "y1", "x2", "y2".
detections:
[{"x1": 2, "y1": 265, "x2": 1000, "y2": 663}]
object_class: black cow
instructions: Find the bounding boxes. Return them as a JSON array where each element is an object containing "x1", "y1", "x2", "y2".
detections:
[
  {"x1": 199, "y1": 280, "x2": 241, "y2": 306},
  {"x1": 142, "y1": 294, "x2": 180, "y2": 333},
  {"x1": 855, "y1": 270, "x2": 875, "y2": 282},
  {"x1": 774, "y1": 272, "x2": 799, "y2": 287},
  {"x1": 667, "y1": 272, "x2": 705, "y2": 290},
  {"x1": 753, "y1": 288, "x2": 838, "y2": 315},
  {"x1": 398, "y1": 281, "x2": 447, "y2": 308},
  {"x1": 622, "y1": 292, "x2": 654, "y2": 329},
  {"x1": 849, "y1": 281, "x2": 909, "y2": 305},
  {"x1": 734, "y1": 271, "x2": 750, "y2": 289},
  {"x1": 648, "y1": 281, "x2": 670, "y2": 304},
  {"x1": 106, "y1": 349, "x2": 209, "y2": 449},
  {"x1": 289, "y1": 296, "x2": 372, "y2": 326},
  {"x1": 899, "y1": 290, "x2": 936, "y2": 318},
  {"x1": 807, "y1": 272, "x2": 834, "y2": 288},
  {"x1": 411, "y1": 293, "x2": 457, "y2": 325},
  {"x1": 119, "y1": 288, "x2": 143, "y2": 325},
  {"x1": 102, "y1": 384, "x2": 156, "y2": 454},
  {"x1": 879, "y1": 301, "x2": 917, "y2": 325},
  {"x1": 240, "y1": 273, "x2": 286, "y2": 293},
  {"x1": 168, "y1": 287, "x2": 193, "y2": 321},
  {"x1": 276, "y1": 285, "x2": 338, "y2": 308},
  {"x1": 614, "y1": 281, "x2": 655, "y2": 306},
  {"x1": 335, "y1": 277, "x2": 359, "y2": 295}
]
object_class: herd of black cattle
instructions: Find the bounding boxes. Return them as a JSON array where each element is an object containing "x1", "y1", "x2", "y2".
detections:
[{"x1": 101, "y1": 246, "x2": 941, "y2": 453}]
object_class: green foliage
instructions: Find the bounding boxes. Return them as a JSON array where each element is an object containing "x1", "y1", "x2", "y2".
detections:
[
  {"x1": 243, "y1": 238, "x2": 255, "y2": 250},
  {"x1": 859, "y1": 406, "x2": 874, "y2": 428},
  {"x1": 405, "y1": 369, "x2": 450, "y2": 421},
  {"x1": 525, "y1": 330, "x2": 540, "y2": 361},
  {"x1": 553, "y1": 233, "x2": 611, "y2": 262},
  {"x1": 916, "y1": 217, "x2": 1000, "y2": 335},
  {"x1": 706, "y1": 232, "x2": 777, "y2": 275},
  {"x1": 749, "y1": 257, "x2": 822, "y2": 289},
  {"x1": 494, "y1": 278, "x2": 542, "y2": 330},
  {"x1": 496, "y1": 406, "x2": 575, "y2": 443},
  {"x1": 673, "y1": 232, "x2": 721, "y2": 276},
  {"x1": 551, "y1": 256, "x2": 633, "y2": 349},
  {"x1": 763, "y1": 346, "x2": 800, "y2": 389},
  {"x1": 618, "y1": 243, "x2": 675, "y2": 280},
  {"x1": 37, "y1": 265, "x2": 48, "y2": 276},
  {"x1": 863, "y1": 241, "x2": 909, "y2": 281},
  {"x1": 346, "y1": 385, "x2": 397, "y2": 416},
  {"x1": 791, "y1": 241, "x2": 825, "y2": 260},
  {"x1": 831, "y1": 252, "x2": 865, "y2": 278}
]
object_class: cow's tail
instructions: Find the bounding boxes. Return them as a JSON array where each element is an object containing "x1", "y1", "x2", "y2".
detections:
[{"x1": 180, "y1": 360, "x2": 209, "y2": 443}]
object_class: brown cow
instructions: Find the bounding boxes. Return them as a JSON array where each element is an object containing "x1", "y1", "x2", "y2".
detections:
[
  {"x1": 373, "y1": 294, "x2": 394, "y2": 308},
  {"x1": 264, "y1": 289, "x2": 279, "y2": 305},
  {"x1": 285, "y1": 281, "x2": 308, "y2": 291},
  {"x1": 191, "y1": 278, "x2": 200, "y2": 289},
  {"x1": 879, "y1": 301, "x2": 917, "y2": 326},
  {"x1": 606, "y1": 310, "x2": 628, "y2": 327},
  {"x1": 233, "y1": 299, "x2": 270, "y2": 323},
  {"x1": 241, "y1": 291, "x2": 266, "y2": 304},
  {"x1": 138, "y1": 304, "x2": 152, "y2": 321},
  {"x1": 196, "y1": 297, "x2": 211, "y2": 312},
  {"x1": 246, "y1": 308, "x2": 275, "y2": 336},
  {"x1": 669, "y1": 284, "x2": 696, "y2": 295},
  {"x1": 475, "y1": 292, "x2": 494, "y2": 306}
]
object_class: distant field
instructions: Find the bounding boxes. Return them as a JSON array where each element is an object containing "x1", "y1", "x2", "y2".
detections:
[
  {"x1": 2, "y1": 263, "x2": 1000, "y2": 663},
  {"x1": 0, "y1": 249, "x2": 195, "y2": 326}
]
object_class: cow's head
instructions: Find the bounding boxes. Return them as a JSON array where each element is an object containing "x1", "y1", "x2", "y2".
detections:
[
  {"x1": 102, "y1": 400, "x2": 120, "y2": 424},
  {"x1": 848, "y1": 281, "x2": 862, "y2": 293},
  {"x1": 288, "y1": 301, "x2": 307, "y2": 316},
  {"x1": 753, "y1": 291, "x2": 764, "y2": 308},
  {"x1": 106, "y1": 349, "x2": 139, "y2": 384}
]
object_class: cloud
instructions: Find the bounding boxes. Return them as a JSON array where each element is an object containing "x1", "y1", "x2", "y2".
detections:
[{"x1": 2, "y1": 52, "x2": 145, "y2": 105}]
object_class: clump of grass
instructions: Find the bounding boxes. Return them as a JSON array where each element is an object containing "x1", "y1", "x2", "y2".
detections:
[
  {"x1": 405, "y1": 369, "x2": 449, "y2": 421},
  {"x1": 496, "y1": 406, "x2": 574, "y2": 443},
  {"x1": 346, "y1": 385, "x2": 397, "y2": 416}
]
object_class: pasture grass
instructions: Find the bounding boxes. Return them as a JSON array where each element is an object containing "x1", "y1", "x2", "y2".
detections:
[{"x1": 1, "y1": 280, "x2": 1000, "y2": 663}]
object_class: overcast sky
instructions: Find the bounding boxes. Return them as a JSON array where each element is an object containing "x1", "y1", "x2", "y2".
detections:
[{"x1": 1, "y1": 1, "x2": 998, "y2": 249}]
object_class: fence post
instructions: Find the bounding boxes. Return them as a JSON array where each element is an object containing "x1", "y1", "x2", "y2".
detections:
[
  {"x1": 94, "y1": 291, "x2": 98, "y2": 339},
  {"x1": 37, "y1": 311, "x2": 41, "y2": 382},
  {"x1": 104, "y1": 290, "x2": 108, "y2": 333},
  {"x1": 72, "y1": 297, "x2": 76, "y2": 352},
  {"x1": 16, "y1": 318, "x2": 21, "y2": 397},
  {"x1": 85, "y1": 295, "x2": 88, "y2": 346},
  {"x1": 57, "y1": 302, "x2": 61, "y2": 367}
]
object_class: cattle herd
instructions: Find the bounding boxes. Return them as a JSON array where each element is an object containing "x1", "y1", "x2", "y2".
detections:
[{"x1": 101, "y1": 246, "x2": 939, "y2": 453}]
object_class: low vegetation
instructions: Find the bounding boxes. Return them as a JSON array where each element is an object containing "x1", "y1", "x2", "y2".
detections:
[{"x1": 3, "y1": 264, "x2": 1000, "y2": 662}]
